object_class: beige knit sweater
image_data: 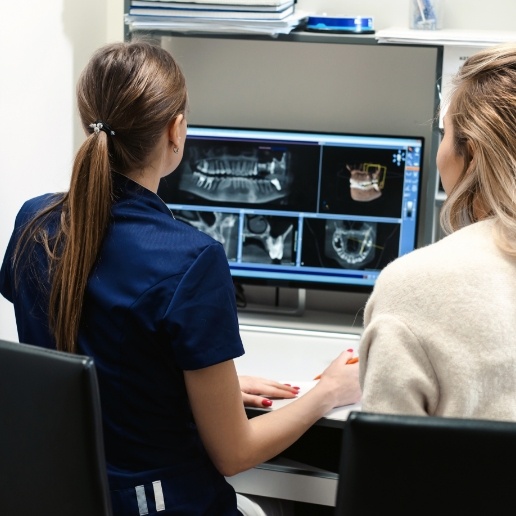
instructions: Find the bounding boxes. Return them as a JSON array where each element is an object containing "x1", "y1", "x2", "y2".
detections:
[{"x1": 359, "y1": 219, "x2": 516, "y2": 421}]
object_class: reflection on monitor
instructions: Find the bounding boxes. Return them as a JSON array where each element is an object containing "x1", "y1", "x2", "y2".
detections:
[{"x1": 158, "y1": 126, "x2": 424, "y2": 292}]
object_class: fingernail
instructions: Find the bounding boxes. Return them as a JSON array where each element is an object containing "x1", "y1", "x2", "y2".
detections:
[
  {"x1": 347, "y1": 348, "x2": 353, "y2": 352},
  {"x1": 293, "y1": 386, "x2": 300, "y2": 390},
  {"x1": 284, "y1": 384, "x2": 291, "y2": 387},
  {"x1": 262, "y1": 399, "x2": 273, "y2": 407}
]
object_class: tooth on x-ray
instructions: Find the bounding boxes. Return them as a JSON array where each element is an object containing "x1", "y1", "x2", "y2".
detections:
[{"x1": 243, "y1": 215, "x2": 293, "y2": 262}]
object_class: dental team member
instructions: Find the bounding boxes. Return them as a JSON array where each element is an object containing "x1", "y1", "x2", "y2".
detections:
[
  {"x1": 359, "y1": 42, "x2": 516, "y2": 422},
  {"x1": 0, "y1": 41, "x2": 361, "y2": 515}
]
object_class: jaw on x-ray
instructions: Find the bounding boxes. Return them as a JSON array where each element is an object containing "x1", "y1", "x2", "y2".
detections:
[
  {"x1": 178, "y1": 143, "x2": 292, "y2": 204},
  {"x1": 325, "y1": 220, "x2": 377, "y2": 269}
]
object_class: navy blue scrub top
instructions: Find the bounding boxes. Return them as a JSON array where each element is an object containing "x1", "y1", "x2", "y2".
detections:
[{"x1": 0, "y1": 173, "x2": 245, "y2": 515}]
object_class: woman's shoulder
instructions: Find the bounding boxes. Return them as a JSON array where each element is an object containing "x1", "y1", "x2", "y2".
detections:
[
  {"x1": 16, "y1": 193, "x2": 63, "y2": 225},
  {"x1": 107, "y1": 197, "x2": 225, "y2": 276},
  {"x1": 364, "y1": 222, "x2": 496, "y2": 321},
  {"x1": 374, "y1": 220, "x2": 496, "y2": 296},
  {"x1": 112, "y1": 187, "x2": 220, "y2": 249},
  {"x1": 21, "y1": 193, "x2": 61, "y2": 209},
  {"x1": 156, "y1": 211, "x2": 222, "y2": 250},
  {"x1": 388, "y1": 220, "x2": 493, "y2": 271}
]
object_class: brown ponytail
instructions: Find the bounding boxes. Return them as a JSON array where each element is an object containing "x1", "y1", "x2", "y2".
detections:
[{"x1": 48, "y1": 132, "x2": 112, "y2": 352}]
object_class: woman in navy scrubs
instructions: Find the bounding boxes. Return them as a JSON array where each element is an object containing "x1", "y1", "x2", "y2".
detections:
[{"x1": 0, "y1": 41, "x2": 360, "y2": 515}]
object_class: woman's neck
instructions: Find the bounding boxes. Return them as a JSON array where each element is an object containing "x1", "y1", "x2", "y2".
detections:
[{"x1": 124, "y1": 170, "x2": 161, "y2": 193}]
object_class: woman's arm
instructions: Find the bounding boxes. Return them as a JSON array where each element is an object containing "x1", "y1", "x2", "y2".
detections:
[
  {"x1": 184, "y1": 350, "x2": 360, "y2": 477},
  {"x1": 360, "y1": 313, "x2": 437, "y2": 416}
]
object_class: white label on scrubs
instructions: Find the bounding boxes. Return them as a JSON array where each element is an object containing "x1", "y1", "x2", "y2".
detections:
[
  {"x1": 153, "y1": 480, "x2": 166, "y2": 511},
  {"x1": 135, "y1": 485, "x2": 149, "y2": 515}
]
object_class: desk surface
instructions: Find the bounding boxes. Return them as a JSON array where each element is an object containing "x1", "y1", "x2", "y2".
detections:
[{"x1": 238, "y1": 309, "x2": 364, "y2": 335}]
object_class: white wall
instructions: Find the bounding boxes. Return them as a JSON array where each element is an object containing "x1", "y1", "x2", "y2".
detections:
[
  {"x1": 0, "y1": 0, "x2": 123, "y2": 341},
  {"x1": 1, "y1": 0, "x2": 515, "y2": 341}
]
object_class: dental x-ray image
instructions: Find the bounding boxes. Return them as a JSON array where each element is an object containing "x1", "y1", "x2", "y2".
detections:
[
  {"x1": 178, "y1": 140, "x2": 292, "y2": 204},
  {"x1": 324, "y1": 220, "x2": 377, "y2": 269},
  {"x1": 158, "y1": 135, "x2": 322, "y2": 213},
  {"x1": 242, "y1": 215, "x2": 297, "y2": 265},
  {"x1": 302, "y1": 218, "x2": 400, "y2": 271}
]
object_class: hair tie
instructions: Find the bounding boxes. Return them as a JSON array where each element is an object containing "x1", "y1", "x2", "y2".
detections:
[{"x1": 89, "y1": 121, "x2": 115, "y2": 136}]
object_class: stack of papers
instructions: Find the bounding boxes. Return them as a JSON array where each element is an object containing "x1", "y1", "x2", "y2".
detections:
[
  {"x1": 375, "y1": 27, "x2": 516, "y2": 47},
  {"x1": 126, "y1": 0, "x2": 309, "y2": 36}
]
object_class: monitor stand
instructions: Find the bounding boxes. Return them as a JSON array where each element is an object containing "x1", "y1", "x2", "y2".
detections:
[{"x1": 236, "y1": 285, "x2": 306, "y2": 317}]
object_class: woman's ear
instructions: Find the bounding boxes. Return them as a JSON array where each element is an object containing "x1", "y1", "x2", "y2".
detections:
[{"x1": 168, "y1": 114, "x2": 184, "y2": 148}]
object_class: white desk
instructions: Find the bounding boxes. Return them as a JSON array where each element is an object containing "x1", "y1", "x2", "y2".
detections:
[{"x1": 228, "y1": 319, "x2": 362, "y2": 507}]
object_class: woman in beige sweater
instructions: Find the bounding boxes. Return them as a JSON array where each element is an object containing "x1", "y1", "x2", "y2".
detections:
[{"x1": 359, "y1": 42, "x2": 516, "y2": 421}]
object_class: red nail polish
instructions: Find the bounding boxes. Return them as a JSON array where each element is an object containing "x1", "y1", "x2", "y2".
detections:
[
  {"x1": 293, "y1": 386, "x2": 300, "y2": 390},
  {"x1": 347, "y1": 348, "x2": 354, "y2": 352},
  {"x1": 284, "y1": 384, "x2": 291, "y2": 387},
  {"x1": 262, "y1": 399, "x2": 273, "y2": 407}
]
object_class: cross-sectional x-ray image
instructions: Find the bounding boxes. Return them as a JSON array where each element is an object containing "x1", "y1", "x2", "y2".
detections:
[
  {"x1": 301, "y1": 218, "x2": 400, "y2": 271},
  {"x1": 176, "y1": 141, "x2": 292, "y2": 204},
  {"x1": 324, "y1": 220, "x2": 377, "y2": 269},
  {"x1": 242, "y1": 215, "x2": 297, "y2": 265},
  {"x1": 174, "y1": 210, "x2": 239, "y2": 261}
]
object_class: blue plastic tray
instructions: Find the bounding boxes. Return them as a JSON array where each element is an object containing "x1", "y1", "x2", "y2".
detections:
[{"x1": 305, "y1": 16, "x2": 375, "y2": 34}]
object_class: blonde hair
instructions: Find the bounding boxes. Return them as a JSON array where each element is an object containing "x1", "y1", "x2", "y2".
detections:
[
  {"x1": 15, "y1": 41, "x2": 187, "y2": 352},
  {"x1": 440, "y1": 43, "x2": 516, "y2": 256}
]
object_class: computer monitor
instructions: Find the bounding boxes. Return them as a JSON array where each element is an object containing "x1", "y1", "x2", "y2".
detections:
[{"x1": 158, "y1": 125, "x2": 424, "y2": 293}]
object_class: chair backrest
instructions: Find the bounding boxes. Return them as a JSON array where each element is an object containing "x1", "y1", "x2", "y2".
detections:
[
  {"x1": 0, "y1": 339, "x2": 112, "y2": 516},
  {"x1": 336, "y1": 410, "x2": 516, "y2": 516}
]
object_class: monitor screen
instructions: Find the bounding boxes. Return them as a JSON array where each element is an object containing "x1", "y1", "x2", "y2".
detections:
[{"x1": 158, "y1": 126, "x2": 424, "y2": 293}]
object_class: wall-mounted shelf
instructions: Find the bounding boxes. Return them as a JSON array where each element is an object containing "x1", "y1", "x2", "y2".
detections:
[
  {"x1": 375, "y1": 27, "x2": 516, "y2": 47},
  {"x1": 126, "y1": 25, "x2": 379, "y2": 45}
]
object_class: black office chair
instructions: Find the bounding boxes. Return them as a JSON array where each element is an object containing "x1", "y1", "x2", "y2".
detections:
[
  {"x1": 0, "y1": 339, "x2": 113, "y2": 516},
  {"x1": 336, "y1": 410, "x2": 516, "y2": 516}
]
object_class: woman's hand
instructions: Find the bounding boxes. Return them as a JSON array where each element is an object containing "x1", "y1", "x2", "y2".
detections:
[
  {"x1": 238, "y1": 376, "x2": 299, "y2": 408},
  {"x1": 316, "y1": 351, "x2": 362, "y2": 407}
]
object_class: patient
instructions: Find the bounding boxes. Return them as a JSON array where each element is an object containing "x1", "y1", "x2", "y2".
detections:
[{"x1": 359, "y1": 42, "x2": 516, "y2": 422}]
